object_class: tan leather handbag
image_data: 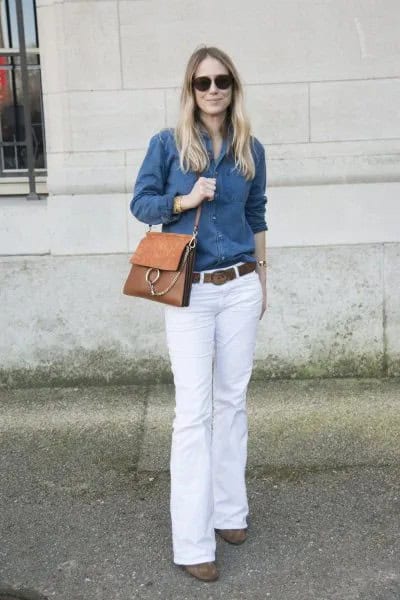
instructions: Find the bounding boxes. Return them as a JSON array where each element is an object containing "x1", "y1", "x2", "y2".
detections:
[{"x1": 123, "y1": 205, "x2": 202, "y2": 307}]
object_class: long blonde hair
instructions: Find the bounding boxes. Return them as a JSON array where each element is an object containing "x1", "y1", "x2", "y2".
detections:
[{"x1": 175, "y1": 46, "x2": 255, "y2": 180}]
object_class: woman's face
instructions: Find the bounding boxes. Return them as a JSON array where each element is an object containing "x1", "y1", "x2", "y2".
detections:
[{"x1": 193, "y1": 56, "x2": 233, "y2": 119}]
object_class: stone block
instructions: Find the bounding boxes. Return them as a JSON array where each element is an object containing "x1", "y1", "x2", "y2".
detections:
[
  {"x1": 62, "y1": 1, "x2": 121, "y2": 90},
  {"x1": 119, "y1": 0, "x2": 400, "y2": 88},
  {"x1": 0, "y1": 254, "x2": 169, "y2": 386},
  {"x1": 246, "y1": 84, "x2": 309, "y2": 144},
  {"x1": 310, "y1": 79, "x2": 400, "y2": 142},
  {"x1": 267, "y1": 182, "x2": 400, "y2": 248},
  {"x1": 47, "y1": 151, "x2": 126, "y2": 195},
  {"x1": 125, "y1": 149, "x2": 146, "y2": 197},
  {"x1": 48, "y1": 193, "x2": 128, "y2": 255},
  {"x1": 41, "y1": 92, "x2": 70, "y2": 153},
  {"x1": 36, "y1": 2, "x2": 65, "y2": 94},
  {"x1": 267, "y1": 139, "x2": 400, "y2": 187},
  {"x1": 0, "y1": 198, "x2": 49, "y2": 255},
  {"x1": 120, "y1": 1, "x2": 200, "y2": 89},
  {"x1": 255, "y1": 244, "x2": 383, "y2": 378},
  {"x1": 384, "y1": 243, "x2": 400, "y2": 376},
  {"x1": 165, "y1": 88, "x2": 180, "y2": 129},
  {"x1": 69, "y1": 90, "x2": 165, "y2": 152}
]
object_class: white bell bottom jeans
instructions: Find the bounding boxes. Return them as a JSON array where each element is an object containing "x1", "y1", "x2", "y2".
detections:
[{"x1": 164, "y1": 264, "x2": 262, "y2": 565}]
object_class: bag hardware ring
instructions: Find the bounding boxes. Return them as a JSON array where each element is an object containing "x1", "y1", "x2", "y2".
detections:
[{"x1": 145, "y1": 243, "x2": 194, "y2": 296}]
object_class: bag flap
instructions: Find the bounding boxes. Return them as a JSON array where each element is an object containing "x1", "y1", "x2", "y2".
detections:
[{"x1": 130, "y1": 231, "x2": 193, "y2": 270}]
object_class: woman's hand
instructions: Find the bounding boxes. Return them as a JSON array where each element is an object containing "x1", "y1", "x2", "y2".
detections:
[
  {"x1": 182, "y1": 177, "x2": 216, "y2": 210},
  {"x1": 257, "y1": 267, "x2": 267, "y2": 319}
]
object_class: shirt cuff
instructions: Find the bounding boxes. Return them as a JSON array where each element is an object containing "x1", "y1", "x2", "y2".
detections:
[
  {"x1": 161, "y1": 194, "x2": 181, "y2": 224},
  {"x1": 251, "y1": 223, "x2": 268, "y2": 234}
]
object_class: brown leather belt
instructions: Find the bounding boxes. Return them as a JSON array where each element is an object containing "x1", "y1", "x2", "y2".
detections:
[{"x1": 192, "y1": 261, "x2": 256, "y2": 285}]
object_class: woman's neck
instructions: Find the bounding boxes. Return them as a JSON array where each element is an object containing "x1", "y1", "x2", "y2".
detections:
[{"x1": 199, "y1": 112, "x2": 226, "y2": 139}]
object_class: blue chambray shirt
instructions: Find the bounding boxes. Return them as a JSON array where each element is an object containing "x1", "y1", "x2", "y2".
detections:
[{"x1": 130, "y1": 128, "x2": 268, "y2": 272}]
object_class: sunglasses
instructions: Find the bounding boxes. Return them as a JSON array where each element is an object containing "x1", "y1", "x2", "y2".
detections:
[{"x1": 192, "y1": 74, "x2": 233, "y2": 92}]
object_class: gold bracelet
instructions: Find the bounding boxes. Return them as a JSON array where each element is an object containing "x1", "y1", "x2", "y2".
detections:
[
  {"x1": 173, "y1": 195, "x2": 183, "y2": 214},
  {"x1": 173, "y1": 196, "x2": 181, "y2": 213},
  {"x1": 257, "y1": 259, "x2": 267, "y2": 268}
]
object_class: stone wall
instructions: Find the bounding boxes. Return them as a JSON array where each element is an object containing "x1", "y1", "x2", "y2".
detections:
[
  {"x1": 1, "y1": 242, "x2": 399, "y2": 388},
  {"x1": 1, "y1": 0, "x2": 399, "y2": 384}
]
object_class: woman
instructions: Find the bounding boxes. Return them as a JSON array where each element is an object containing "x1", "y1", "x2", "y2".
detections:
[{"x1": 130, "y1": 46, "x2": 268, "y2": 582}]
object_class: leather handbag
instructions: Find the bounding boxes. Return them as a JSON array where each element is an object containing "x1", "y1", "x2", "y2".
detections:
[{"x1": 122, "y1": 204, "x2": 202, "y2": 307}]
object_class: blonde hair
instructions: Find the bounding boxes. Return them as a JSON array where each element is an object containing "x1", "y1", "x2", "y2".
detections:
[{"x1": 175, "y1": 46, "x2": 255, "y2": 180}]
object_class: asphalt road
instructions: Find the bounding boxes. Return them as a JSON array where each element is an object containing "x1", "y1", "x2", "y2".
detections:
[{"x1": 0, "y1": 378, "x2": 399, "y2": 599}]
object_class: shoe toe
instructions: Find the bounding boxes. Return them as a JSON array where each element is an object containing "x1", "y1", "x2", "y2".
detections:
[
  {"x1": 183, "y1": 561, "x2": 219, "y2": 581},
  {"x1": 215, "y1": 528, "x2": 247, "y2": 544}
]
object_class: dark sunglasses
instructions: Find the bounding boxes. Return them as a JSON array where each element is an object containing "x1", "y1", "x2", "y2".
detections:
[{"x1": 192, "y1": 74, "x2": 233, "y2": 92}]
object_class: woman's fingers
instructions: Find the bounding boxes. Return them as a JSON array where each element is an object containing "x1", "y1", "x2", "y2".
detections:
[
  {"x1": 189, "y1": 177, "x2": 217, "y2": 205},
  {"x1": 199, "y1": 177, "x2": 216, "y2": 200}
]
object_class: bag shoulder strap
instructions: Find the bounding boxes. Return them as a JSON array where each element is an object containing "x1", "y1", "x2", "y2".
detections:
[{"x1": 192, "y1": 203, "x2": 202, "y2": 236}]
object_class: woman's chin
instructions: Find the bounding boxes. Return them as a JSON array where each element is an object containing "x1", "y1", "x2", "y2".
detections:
[{"x1": 200, "y1": 106, "x2": 228, "y2": 118}]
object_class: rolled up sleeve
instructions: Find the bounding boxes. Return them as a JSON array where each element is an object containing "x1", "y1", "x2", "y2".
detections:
[
  {"x1": 130, "y1": 133, "x2": 181, "y2": 226},
  {"x1": 245, "y1": 141, "x2": 268, "y2": 233}
]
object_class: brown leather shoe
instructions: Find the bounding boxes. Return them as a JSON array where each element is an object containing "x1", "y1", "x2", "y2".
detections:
[
  {"x1": 182, "y1": 561, "x2": 219, "y2": 582},
  {"x1": 215, "y1": 528, "x2": 247, "y2": 545}
]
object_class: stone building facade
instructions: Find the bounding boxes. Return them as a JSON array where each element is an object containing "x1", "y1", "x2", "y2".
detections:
[{"x1": 1, "y1": 0, "x2": 399, "y2": 385}]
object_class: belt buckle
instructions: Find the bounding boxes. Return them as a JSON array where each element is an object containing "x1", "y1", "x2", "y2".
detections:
[{"x1": 211, "y1": 270, "x2": 227, "y2": 285}]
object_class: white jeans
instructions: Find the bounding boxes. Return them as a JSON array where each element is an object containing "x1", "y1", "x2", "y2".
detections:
[{"x1": 164, "y1": 264, "x2": 262, "y2": 565}]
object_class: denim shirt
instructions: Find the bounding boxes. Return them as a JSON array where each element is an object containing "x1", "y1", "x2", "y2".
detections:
[{"x1": 130, "y1": 128, "x2": 268, "y2": 271}]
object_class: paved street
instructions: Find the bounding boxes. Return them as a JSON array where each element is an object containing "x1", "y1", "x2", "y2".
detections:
[{"x1": 0, "y1": 378, "x2": 399, "y2": 599}]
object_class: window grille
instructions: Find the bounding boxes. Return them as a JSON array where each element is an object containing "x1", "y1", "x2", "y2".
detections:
[{"x1": 0, "y1": 0, "x2": 46, "y2": 198}]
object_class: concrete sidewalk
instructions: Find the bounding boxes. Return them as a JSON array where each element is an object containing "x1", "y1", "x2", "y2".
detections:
[{"x1": 0, "y1": 378, "x2": 399, "y2": 599}]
